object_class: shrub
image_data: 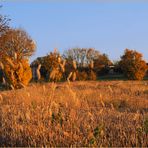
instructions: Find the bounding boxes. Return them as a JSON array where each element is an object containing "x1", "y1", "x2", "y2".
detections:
[
  {"x1": 77, "y1": 71, "x2": 88, "y2": 81},
  {"x1": 3, "y1": 58, "x2": 32, "y2": 89},
  {"x1": 43, "y1": 51, "x2": 65, "y2": 82},
  {"x1": 120, "y1": 49, "x2": 147, "y2": 80},
  {"x1": 88, "y1": 70, "x2": 97, "y2": 80}
]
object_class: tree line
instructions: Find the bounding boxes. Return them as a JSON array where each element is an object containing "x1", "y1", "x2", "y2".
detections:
[
  {"x1": 31, "y1": 48, "x2": 148, "y2": 82},
  {"x1": 0, "y1": 13, "x2": 148, "y2": 89}
]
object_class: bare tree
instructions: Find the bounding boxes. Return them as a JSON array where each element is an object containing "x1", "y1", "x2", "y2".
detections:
[
  {"x1": 0, "y1": 6, "x2": 10, "y2": 36},
  {"x1": 63, "y1": 48, "x2": 100, "y2": 67}
]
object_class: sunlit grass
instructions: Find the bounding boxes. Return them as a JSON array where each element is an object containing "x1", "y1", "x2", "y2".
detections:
[{"x1": 0, "y1": 81, "x2": 148, "y2": 146}]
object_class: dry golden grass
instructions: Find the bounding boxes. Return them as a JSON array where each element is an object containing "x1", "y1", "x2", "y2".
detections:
[{"x1": 0, "y1": 81, "x2": 148, "y2": 146}]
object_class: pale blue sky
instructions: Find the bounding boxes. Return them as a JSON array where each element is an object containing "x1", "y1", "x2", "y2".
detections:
[{"x1": 1, "y1": 1, "x2": 148, "y2": 62}]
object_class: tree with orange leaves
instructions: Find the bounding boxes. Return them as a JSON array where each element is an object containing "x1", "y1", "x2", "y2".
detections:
[
  {"x1": 120, "y1": 49, "x2": 147, "y2": 80},
  {"x1": 0, "y1": 29, "x2": 36, "y2": 89},
  {"x1": 43, "y1": 50, "x2": 66, "y2": 82}
]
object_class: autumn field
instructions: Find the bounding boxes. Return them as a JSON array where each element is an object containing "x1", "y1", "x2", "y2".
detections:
[{"x1": 0, "y1": 81, "x2": 148, "y2": 147}]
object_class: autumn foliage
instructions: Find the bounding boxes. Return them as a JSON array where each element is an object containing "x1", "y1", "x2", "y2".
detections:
[
  {"x1": 0, "y1": 12, "x2": 148, "y2": 89},
  {"x1": 0, "y1": 29, "x2": 36, "y2": 88},
  {"x1": 4, "y1": 58, "x2": 32, "y2": 89},
  {"x1": 43, "y1": 51, "x2": 65, "y2": 82},
  {"x1": 120, "y1": 49, "x2": 147, "y2": 80}
]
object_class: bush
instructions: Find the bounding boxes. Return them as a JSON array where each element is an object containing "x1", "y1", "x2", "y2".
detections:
[
  {"x1": 43, "y1": 51, "x2": 65, "y2": 82},
  {"x1": 3, "y1": 58, "x2": 32, "y2": 89},
  {"x1": 120, "y1": 49, "x2": 147, "y2": 80},
  {"x1": 88, "y1": 70, "x2": 97, "y2": 80},
  {"x1": 77, "y1": 71, "x2": 88, "y2": 81}
]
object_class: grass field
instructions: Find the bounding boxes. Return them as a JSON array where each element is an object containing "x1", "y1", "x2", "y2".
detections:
[{"x1": 0, "y1": 81, "x2": 148, "y2": 146}]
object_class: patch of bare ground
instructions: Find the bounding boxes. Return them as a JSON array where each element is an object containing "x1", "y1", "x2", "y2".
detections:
[{"x1": 0, "y1": 81, "x2": 148, "y2": 146}]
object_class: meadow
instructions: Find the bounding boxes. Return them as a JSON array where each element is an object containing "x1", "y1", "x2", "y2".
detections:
[{"x1": 0, "y1": 80, "x2": 148, "y2": 147}]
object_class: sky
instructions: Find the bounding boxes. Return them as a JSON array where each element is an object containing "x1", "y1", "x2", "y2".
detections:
[{"x1": 1, "y1": 1, "x2": 148, "y2": 62}]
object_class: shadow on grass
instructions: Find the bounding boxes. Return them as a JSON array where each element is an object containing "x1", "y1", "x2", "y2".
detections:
[
  {"x1": 97, "y1": 74, "x2": 148, "y2": 81},
  {"x1": 97, "y1": 74, "x2": 127, "y2": 81}
]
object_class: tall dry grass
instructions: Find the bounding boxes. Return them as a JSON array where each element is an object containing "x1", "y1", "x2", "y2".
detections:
[{"x1": 0, "y1": 81, "x2": 148, "y2": 146}]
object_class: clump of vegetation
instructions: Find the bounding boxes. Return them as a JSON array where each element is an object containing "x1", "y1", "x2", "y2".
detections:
[
  {"x1": 77, "y1": 71, "x2": 88, "y2": 81},
  {"x1": 66, "y1": 60, "x2": 78, "y2": 81},
  {"x1": 88, "y1": 70, "x2": 96, "y2": 80},
  {"x1": 143, "y1": 118, "x2": 148, "y2": 134},
  {"x1": 87, "y1": 61, "x2": 96, "y2": 80},
  {"x1": 0, "y1": 29, "x2": 35, "y2": 89},
  {"x1": 63, "y1": 48, "x2": 98, "y2": 80},
  {"x1": 120, "y1": 49, "x2": 148, "y2": 80},
  {"x1": 94, "y1": 53, "x2": 112, "y2": 76},
  {"x1": 43, "y1": 50, "x2": 65, "y2": 82},
  {"x1": 3, "y1": 58, "x2": 32, "y2": 89}
]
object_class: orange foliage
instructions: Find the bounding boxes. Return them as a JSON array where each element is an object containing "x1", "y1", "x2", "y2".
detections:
[
  {"x1": 43, "y1": 51, "x2": 65, "y2": 82},
  {"x1": 3, "y1": 58, "x2": 32, "y2": 89},
  {"x1": 120, "y1": 49, "x2": 147, "y2": 80},
  {"x1": 0, "y1": 29, "x2": 35, "y2": 88}
]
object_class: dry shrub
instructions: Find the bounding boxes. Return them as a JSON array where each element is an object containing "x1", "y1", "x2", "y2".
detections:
[{"x1": 4, "y1": 58, "x2": 32, "y2": 89}]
